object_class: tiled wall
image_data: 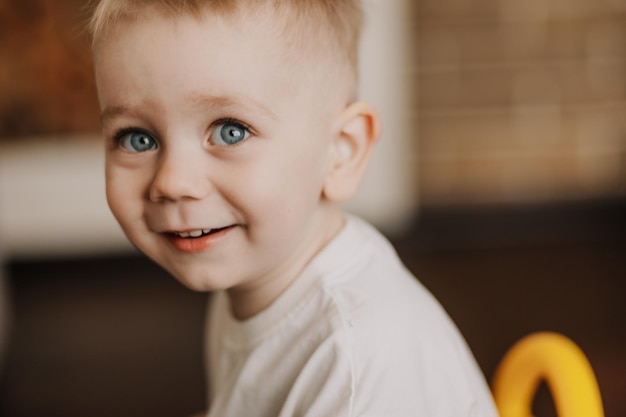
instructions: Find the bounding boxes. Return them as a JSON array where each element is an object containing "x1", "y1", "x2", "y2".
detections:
[{"x1": 415, "y1": 0, "x2": 626, "y2": 205}]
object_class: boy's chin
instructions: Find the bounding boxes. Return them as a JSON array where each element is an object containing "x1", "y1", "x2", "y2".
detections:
[
  {"x1": 170, "y1": 272, "x2": 229, "y2": 293},
  {"x1": 167, "y1": 263, "x2": 249, "y2": 293}
]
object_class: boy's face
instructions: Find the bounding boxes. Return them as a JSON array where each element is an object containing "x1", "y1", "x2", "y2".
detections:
[{"x1": 95, "y1": 10, "x2": 346, "y2": 311}]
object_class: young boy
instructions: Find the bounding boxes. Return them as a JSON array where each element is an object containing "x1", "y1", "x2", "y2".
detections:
[{"x1": 90, "y1": 1, "x2": 498, "y2": 416}]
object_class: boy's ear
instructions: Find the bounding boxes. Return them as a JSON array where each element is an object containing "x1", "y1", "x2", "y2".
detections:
[{"x1": 323, "y1": 101, "x2": 381, "y2": 202}]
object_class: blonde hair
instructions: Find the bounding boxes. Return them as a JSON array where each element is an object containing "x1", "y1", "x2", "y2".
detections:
[{"x1": 88, "y1": 0, "x2": 363, "y2": 81}]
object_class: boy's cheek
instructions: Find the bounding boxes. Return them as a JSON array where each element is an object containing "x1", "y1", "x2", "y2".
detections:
[
  {"x1": 105, "y1": 188, "x2": 130, "y2": 226},
  {"x1": 105, "y1": 173, "x2": 143, "y2": 221}
]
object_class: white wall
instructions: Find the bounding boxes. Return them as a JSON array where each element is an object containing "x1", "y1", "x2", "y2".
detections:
[
  {"x1": 0, "y1": 0, "x2": 417, "y2": 258},
  {"x1": 0, "y1": 137, "x2": 133, "y2": 258}
]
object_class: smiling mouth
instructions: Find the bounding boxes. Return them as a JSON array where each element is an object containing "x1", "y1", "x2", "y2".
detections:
[
  {"x1": 171, "y1": 226, "x2": 232, "y2": 239},
  {"x1": 165, "y1": 225, "x2": 237, "y2": 253}
]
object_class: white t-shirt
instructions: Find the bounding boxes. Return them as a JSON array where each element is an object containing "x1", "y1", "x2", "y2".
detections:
[{"x1": 206, "y1": 215, "x2": 498, "y2": 417}]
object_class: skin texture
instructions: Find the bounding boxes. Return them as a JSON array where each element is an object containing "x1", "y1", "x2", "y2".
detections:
[{"x1": 94, "y1": 8, "x2": 379, "y2": 320}]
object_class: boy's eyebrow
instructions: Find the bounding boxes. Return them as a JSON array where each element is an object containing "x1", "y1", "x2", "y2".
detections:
[
  {"x1": 189, "y1": 93, "x2": 279, "y2": 120},
  {"x1": 100, "y1": 105, "x2": 133, "y2": 125},
  {"x1": 100, "y1": 94, "x2": 278, "y2": 124}
]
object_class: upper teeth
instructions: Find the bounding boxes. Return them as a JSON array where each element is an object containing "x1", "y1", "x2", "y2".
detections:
[{"x1": 176, "y1": 229, "x2": 211, "y2": 238}]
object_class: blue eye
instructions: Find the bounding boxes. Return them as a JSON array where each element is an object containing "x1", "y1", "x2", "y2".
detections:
[
  {"x1": 211, "y1": 121, "x2": 250, "y2": 146},
  {"x1": 119, "y1": 131, "x2": 157, "y2": 153}
]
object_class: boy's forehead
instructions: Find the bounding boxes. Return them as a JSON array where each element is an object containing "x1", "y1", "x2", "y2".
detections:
[
  {"x1": 94, "y1": 3, "x2": 357, "y2": 117},
  {"x1": 95, "y1": 9, "x2": 349, "y2": 120}
]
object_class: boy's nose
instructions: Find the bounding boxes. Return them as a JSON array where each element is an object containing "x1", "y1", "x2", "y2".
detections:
[{"x1": 149, "y1": 151, "x2": 212, "y2": 202}]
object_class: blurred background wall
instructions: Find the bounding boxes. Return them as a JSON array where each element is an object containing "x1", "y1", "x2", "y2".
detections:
[
  {"x1": 0, "y1": 0, "x2": 624, "y2": 416},
  {"x1": 0, "y1": 0, "x2": 126, "y2": 258},
  {"x1": 416, "y1": 0, "x2": 626, "y2": 206},
  {"x1": 0, "y1": 0, "x2": 98, "y2": 137}
]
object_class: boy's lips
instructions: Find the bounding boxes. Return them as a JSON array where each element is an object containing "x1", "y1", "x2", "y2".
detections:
[{"x1": 164, "y1": 225, "x2": 237, "y2": 253}]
